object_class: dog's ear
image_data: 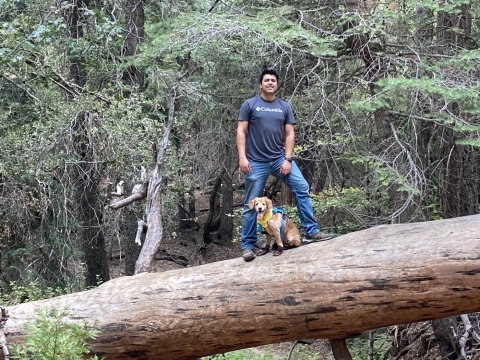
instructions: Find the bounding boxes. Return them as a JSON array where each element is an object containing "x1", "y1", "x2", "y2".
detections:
[
  {"x1": 266, "y1": 198, "x2": 273, "y2": 209},
  {"x1": 248, "y1": 198, "x2": 256, "y2": 209}
]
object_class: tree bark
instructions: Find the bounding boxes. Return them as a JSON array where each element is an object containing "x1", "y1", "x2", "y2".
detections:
[
  {"x1": 342, "y1": 0, "x2": 411, "y2": 223},
  {"x1": 125, "y1": 209, "x2": 142, "y2": 276},
  {"x1": 330, "y1": 339, "x2": 353, "y2": 360},
  {"x1": 134, "y1": 85, "x2": 177, "y2": 274},
  {"x1": 431, "y1": 317, "x2": 458, "y2": 360},
  {"x1": 108, "y1": 182, "x2": 148, "y2": 209},
  {"x1": 216, "y1": 168, "x2": 234, "y2": 245},
  {"x1": 431, "y1": 5, "x2": 476, "y2": 357},
  {"x1": 280, "y1": 181, "x2": 294, "y2": 206},
  {"x1": 5, "y1": 214, "x2": 480, "y2": 360},
  {"x1": 122, "y1": 0, "x2": 145, "y2": 92},
  {"x1": 62, "y1": 1, "x2": 110, "y2": 287},
  {"x1": 203, "y1": 172, "x2": 223, "y2": 244},
  {"x1": 71, "y1": 111, "x2": 110, "y2": 287},
  {"x1": 439, "y1": 129, "x2": 478, "y2": 219},
  {"x1": 437, "y1": 4, "x2": 476, "y2": 220}
]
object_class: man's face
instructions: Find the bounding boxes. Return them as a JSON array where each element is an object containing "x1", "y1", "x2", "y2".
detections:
[{"x1": 260, "y1": 74, "x2": 278, "y2": 95}]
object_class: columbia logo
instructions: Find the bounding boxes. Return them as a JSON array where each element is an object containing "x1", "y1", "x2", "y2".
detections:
[{"x1": 256, "y1": 106, "x2": 283, "y2": 113}]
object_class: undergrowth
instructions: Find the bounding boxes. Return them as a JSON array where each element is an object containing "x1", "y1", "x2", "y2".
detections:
[{"x1": 10, "y1": 307, "x2": 101, "y2": 360}]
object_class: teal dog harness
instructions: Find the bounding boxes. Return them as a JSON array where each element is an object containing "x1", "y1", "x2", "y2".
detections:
[{"x1": 257, "y1": 207, "x2": 287, "y2": 240}]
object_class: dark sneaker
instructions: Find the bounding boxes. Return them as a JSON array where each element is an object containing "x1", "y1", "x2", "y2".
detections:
[
  {"x1": 242, "y1": 249, "x2": 256, "y2": 261},
  {"x1": 254, "y1": 240, "x2": 266, "y2": 249},
  {"x1": 302, "y1": 232, "x2": 335, "y2": 244}
]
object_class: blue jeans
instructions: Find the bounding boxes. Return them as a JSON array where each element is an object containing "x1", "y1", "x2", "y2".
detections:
[{"x1": 241, "y1": 157, "x2": 320, "y2": 250}]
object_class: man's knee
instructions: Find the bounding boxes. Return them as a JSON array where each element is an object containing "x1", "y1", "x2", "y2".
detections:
[{"x1": 292, "y1": 181, "x2": 310, "y2": 194}]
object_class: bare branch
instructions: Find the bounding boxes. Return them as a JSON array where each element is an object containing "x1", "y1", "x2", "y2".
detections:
[
  {"x1": 208, "y1": 0, "x2": 221, "y2": 12},
  {"x1": 108, "y1": 181, "x2": 148, "y2": 210}
]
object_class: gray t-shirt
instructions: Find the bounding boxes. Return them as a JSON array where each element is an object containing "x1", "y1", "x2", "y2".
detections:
[{"x1": 238, "y1": 95, "x2": 295, "y2": 162}]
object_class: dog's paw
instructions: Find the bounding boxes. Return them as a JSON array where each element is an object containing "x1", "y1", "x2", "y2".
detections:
[
  {"x1": 257, "y1": 245, "x2": 270, "y2": 256},
  {"x1": 273, "y1": 246, "x2": 284, "y2": 256}
]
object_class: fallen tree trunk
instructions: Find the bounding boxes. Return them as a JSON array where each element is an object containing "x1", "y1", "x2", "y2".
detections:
[{"x1": 5, "y1": 215, "x2": 480, "y2": 359}]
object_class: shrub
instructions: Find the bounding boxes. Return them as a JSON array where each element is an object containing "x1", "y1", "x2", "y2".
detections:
[{"x1": 10, "y1": 307, "x2": 101, "y2": 360}]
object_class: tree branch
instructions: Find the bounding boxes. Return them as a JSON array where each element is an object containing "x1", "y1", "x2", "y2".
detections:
[
  {"x1": 208, "y1": 0, "x2": 221, "y2": 12},
  {"x1": 107, "y1": 181, "x2": 148, "y2": 210}
]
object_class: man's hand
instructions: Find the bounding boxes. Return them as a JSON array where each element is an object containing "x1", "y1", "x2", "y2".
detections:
[
  {"x1": 239, "y1": 158, "x2": 251, "y2": 174},
  {"x1": 280, "y1": 160, "x2": 291, "y2": 175}
]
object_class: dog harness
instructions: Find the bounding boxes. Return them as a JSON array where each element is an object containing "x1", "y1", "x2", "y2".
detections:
[{"x1": 256, "y1": 207, "x2": 287, "y2": 240}]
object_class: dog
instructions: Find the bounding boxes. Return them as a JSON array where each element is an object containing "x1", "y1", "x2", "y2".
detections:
[{"x1": 249, "y1": 196, "x2": 302, "y2": 256}]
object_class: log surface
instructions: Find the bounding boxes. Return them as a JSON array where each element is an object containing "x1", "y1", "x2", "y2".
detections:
[{"x1": 5, "y1": 215, "x2": 480, "y2": 359}]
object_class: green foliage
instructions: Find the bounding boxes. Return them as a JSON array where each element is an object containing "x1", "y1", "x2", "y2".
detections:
[
  {"x1": 204, "y1": 342, "x2": 320, "y2": 359},
  {"x1": 145, "y1": 6, "x2": 339, "y2": 72},
  {"x1": 281, "y1": 204, "x2": 302, "y2": 229},
  {"x1": 311, "y1": 187, "x2": 388, "y2": 234},
  {"x1": 347, "y1": 331, "x2": 391, "y2": 360},
  {"x1": 232, "y1": 207, "x2": 244, "y2": 244},
  {"x1": 0, "y1": 274, "x2": 78, "y2": 307},
  {"x1": 203, "y1": 349, "x2": 273, "y2": 359},
  {"x1": 10, "y1": 307, "x2": 101, "y2": 360}
]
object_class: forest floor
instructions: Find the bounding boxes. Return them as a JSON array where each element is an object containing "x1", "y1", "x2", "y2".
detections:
[{"x1": 106, "y1": 191, "x2": 467, "y2": 360}]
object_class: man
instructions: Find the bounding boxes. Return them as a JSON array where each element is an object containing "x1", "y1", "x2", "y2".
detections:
[{"x1": 237, "y1": 69, "x2": 334, "y2": 262}]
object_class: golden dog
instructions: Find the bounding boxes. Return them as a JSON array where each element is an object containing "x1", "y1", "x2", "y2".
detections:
[{"x1": 249, "y1": 196, "x2": 302, "y2": 256}]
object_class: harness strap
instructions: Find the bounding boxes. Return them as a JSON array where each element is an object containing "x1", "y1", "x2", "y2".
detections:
[
  {"x1": 273, "y1": 207, "x2": 287, "y2": 240},
  {"x1": 257, "y1": 208, "x2": 287, "y2": 239}
]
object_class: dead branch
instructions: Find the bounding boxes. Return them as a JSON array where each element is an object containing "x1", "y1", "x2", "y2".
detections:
[
  {"x1": 135, "y1": 220, "x2": 147, "y2": 246},
  {"x1": 110, "y1": 181, "x2": 125, "y2": 197},
  {"x1": 107, "y1": 181, "x2": 148, "y2": 210}
]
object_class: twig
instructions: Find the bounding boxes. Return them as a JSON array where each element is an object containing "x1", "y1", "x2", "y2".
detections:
[
  {"x1": 287, "y1": 340, "x2": 298, "y2": 360},
  {"x1": 457, "y1": 314, "x2": 480, "y2": 358},
  {"x1": 392, "y1": 325, "x2": 429, "y2": 359},
  {"x1": 208, "y1": 0, "x2": 221, "y2": 12},
  {"x1": 1, "y1": 75, "x2": 40, "y2": 102}
]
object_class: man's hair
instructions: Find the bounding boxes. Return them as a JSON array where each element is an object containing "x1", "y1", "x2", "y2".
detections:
[{"x1": 258, "y1": 69, "x2": 279, "y2": 84}]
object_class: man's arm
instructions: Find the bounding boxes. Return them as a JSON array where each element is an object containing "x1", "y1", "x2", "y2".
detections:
[
  {"x1": 284, "y1": 124, "x2": 295, "y2": 159},
  {"x1": 280, "y1": 123, "x2": 295, "y2": 176},
  {"x1": 236, "y1": 121, "x2": 250, "y2": 174}
]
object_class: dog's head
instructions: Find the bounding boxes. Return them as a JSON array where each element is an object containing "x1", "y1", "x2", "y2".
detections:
[{"x1": 248, "y1": 197, "x2": 273, "y2": 219}]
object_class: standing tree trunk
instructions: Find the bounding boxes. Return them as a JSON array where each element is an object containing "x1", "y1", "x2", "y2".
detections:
[
  {"x1": 178, "y1": 189, "x2": 196, "y2": 230},
  {"x1": 63, "y1": 0, "x2": 89, "y2": 98},
  {"x1": 433, "y1": 4, "x2": 476, "y2": 359},
  {"x1": 412, "y1": 6, "x2": 435, "y2": 221},
  {"x1": 431, "y1": 317, "x2": 459, "y2": 360},
  {"x1": 125, "y1": 208, "x2": 142, "y2": 276},
  {"x1": 71, "y1": 112, "x2": 110, "y2": 287},
  {"x1": 216, "y1": 168, "x2": 234, "y2": 244},
  {"x1": 135, "y1": 86, "x2": 177, "y2": 273},
  {"x1": 439, "y1": 128, "x2": 478, "y2": 218},
  {"x1": 64, "y1": 0, "x2": 109, "y2": 287},
  {"x1": 122, "y1": 0, "x2": 145, "y2": 92},
  {"x1": 342, "y1": 0, "x2": 411, "y2": 223},
  {"x1": 436, "y1": 5, "x2": 477, "y2": 219},
  {"x1": 203, "y1": 172, "x2": 223, "y2": 244},
  {"x1": 330, "y1": 339, "x2": 353, "y2": 360}
]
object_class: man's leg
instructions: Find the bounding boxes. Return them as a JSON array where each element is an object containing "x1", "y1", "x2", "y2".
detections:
[
  {"x1": 272, "y1": 158, "x2": 333, "y2": 241},
  {"x1": 241, "y1": 161, "x2": 270, "y2": 260}
]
